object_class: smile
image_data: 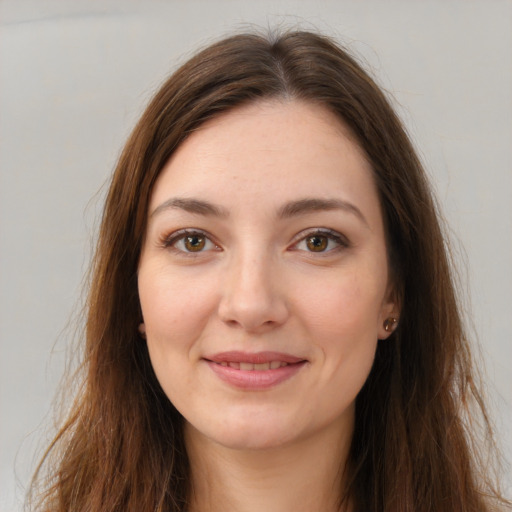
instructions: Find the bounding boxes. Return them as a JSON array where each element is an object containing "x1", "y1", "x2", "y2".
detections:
[
  {"x1": 215, "y1": 361, "x2": 289, "y2": 370},
  {"x1": 204, "y1": 351, "x2": 307, "y2": 390}
]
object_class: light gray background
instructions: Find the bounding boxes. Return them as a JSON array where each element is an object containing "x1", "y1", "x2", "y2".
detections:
[{"x1": 1, "y1": 1, "x2": 511, "y2": 510}]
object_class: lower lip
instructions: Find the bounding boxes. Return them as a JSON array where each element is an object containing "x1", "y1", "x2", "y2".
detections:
[{"x1": 205, "y1": 360, "x2": 307, "y2": 390}]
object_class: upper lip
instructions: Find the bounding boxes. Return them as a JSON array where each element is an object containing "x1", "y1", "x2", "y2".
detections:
[{"x1": 204, "y1": 351, "x2": 305, "y2": 364}]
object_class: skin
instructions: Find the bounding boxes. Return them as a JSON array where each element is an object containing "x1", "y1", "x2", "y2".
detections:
[{"x1": 138, "y1": 100, "x2": 398, "y2": 511}]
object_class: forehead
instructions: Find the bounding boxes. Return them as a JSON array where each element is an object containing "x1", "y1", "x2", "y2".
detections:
[{"x1": 150, "y1": 100, "x2": 381, "y2": 227}]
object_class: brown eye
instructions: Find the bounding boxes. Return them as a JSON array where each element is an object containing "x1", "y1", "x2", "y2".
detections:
[
  {"x1": 184, "y1": 235, "x2": 206, "y2": 252},
  {"x1": 306, "y1": 235, "x2": 328, "y2": 252},
  {"x1": 164, "y1": 230, "x2": 218, "y2": 254},
  {"x1": 293, "y1": 230, "x2": 347, "y2": 255}
]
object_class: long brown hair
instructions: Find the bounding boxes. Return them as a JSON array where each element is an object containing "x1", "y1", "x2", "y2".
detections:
[{"x1": 29, "y1": 30, "x2": 509, "y2": 512}]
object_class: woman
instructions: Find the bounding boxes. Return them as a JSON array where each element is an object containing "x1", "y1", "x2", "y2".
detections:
[{"x1": 29, "y1": 30, "x2": 510, "y2": 511}]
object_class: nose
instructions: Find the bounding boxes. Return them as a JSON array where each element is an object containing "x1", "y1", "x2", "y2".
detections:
[{"x1": 217, "y1": 250, "x2": 289, "y2": 333}]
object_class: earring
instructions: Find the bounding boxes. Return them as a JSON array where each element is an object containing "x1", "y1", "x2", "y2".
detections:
[
  {"x1": 138, "y1": 323, "x2": 147, "y2": 339},
  {"x1": 383, "y1": 317, "x2": 398, "y2": 333}
]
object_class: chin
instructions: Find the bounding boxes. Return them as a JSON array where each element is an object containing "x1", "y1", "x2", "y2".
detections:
[
  {"x1": 215, "y1": 429, "x2": 294, "y2": 451},
  {"x1": 189, "y1": 410, "x2": 299, "y2": 451}
]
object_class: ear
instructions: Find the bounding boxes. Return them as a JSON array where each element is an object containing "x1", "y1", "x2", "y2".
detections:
[
  {"x1": 138, "y1": 322, "x2": 147, "y2": 340},
  {"x1": 377, "y1": 286, "x2": 401, "y2": 341}
]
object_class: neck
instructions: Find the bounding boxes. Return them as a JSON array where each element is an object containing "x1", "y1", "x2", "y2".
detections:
[{"x1": 185, "y1": 419, "x2": 354, "y2": 512}]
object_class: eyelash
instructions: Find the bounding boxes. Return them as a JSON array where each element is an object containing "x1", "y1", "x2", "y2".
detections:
[
  {"x1": 159, "y1": 228, "x2": 349, "y2": 255},
  {"x1": 291, "y1": 228, "x2": 350, "y2": 254},
  {"x1": 159, "y1": 229, "x2": 220, "y2": 256}
]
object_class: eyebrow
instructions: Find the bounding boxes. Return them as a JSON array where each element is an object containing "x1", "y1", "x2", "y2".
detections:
[
  {"x1": 278, "y1": 198, "x2": 369, "y2": 227},
  {"x1": 151, "y1": 196, "x2": 368, "y2": 227},
  {"x1": 151, "y1": 197, "x2": 229, "y2": 218}
]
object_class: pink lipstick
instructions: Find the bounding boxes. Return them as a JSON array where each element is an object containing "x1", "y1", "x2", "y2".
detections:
[{"x1": 204, "y1": 351, "x2": 307, "y2": 390}]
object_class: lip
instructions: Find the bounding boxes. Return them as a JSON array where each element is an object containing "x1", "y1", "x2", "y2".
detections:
[
  {"x1": 205, "y1": 351, "x2": 305, "y2": 364},
  {"x1": 204, "y1": 351, "x2": 307, "y2": 390}
]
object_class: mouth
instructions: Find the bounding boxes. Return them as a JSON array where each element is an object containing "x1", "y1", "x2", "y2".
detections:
[
  {"x1": 212, "y1": 360, "x2": 291, "y2": 371},
  {"x1": 203, "y1": 351, "x2": 307, "y2": 389}
]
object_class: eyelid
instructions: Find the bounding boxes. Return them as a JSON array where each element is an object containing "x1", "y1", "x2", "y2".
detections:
[
  {"x1": 159, "y1": 228, "x2": 221, "y2": 253},
  {"x1": 158, "y1": 227, "x2": 349, "y2": 254},
  {"x1": 289, "y1": 228, "x2": 350, "y2": 252}
]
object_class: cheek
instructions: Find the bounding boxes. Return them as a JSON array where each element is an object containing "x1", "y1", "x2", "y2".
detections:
[
  {"x1": 138, "y1": 266, "x2": 218, "y2": 342},
  {"x1": 297, "y1": 271, "x2": 384, "y2": 339},
  {"x1": 138, "y1": 268, "x2": 219, "y2": 407},
  {"x1": 294, "y1": 268, "x2": 384, "y2": 388}
]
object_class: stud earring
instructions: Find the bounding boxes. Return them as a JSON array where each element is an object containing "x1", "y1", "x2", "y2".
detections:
[
  {"x1": 138, "y1": 323, "x2": 147, "y2": 339},
  {"x1": 383, "y1": 317, "x2": 398, "y2": 333}
]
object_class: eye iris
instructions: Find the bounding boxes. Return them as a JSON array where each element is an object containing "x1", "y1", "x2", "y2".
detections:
[
  {"x1": 184, "y1": 235, "x2": 206, "y2": 252},
  {"x1": 306, "y1": 235, "x2": 328, "y2": 252}
]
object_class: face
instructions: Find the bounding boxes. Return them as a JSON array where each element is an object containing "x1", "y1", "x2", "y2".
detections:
[{"x1": 138, "y1": 100, "x2": 398, "y2": 450}]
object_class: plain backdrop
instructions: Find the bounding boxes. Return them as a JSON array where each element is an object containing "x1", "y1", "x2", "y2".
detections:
[{"x1": 1, "y1": 1, "x2": 511, "y2": 510}]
